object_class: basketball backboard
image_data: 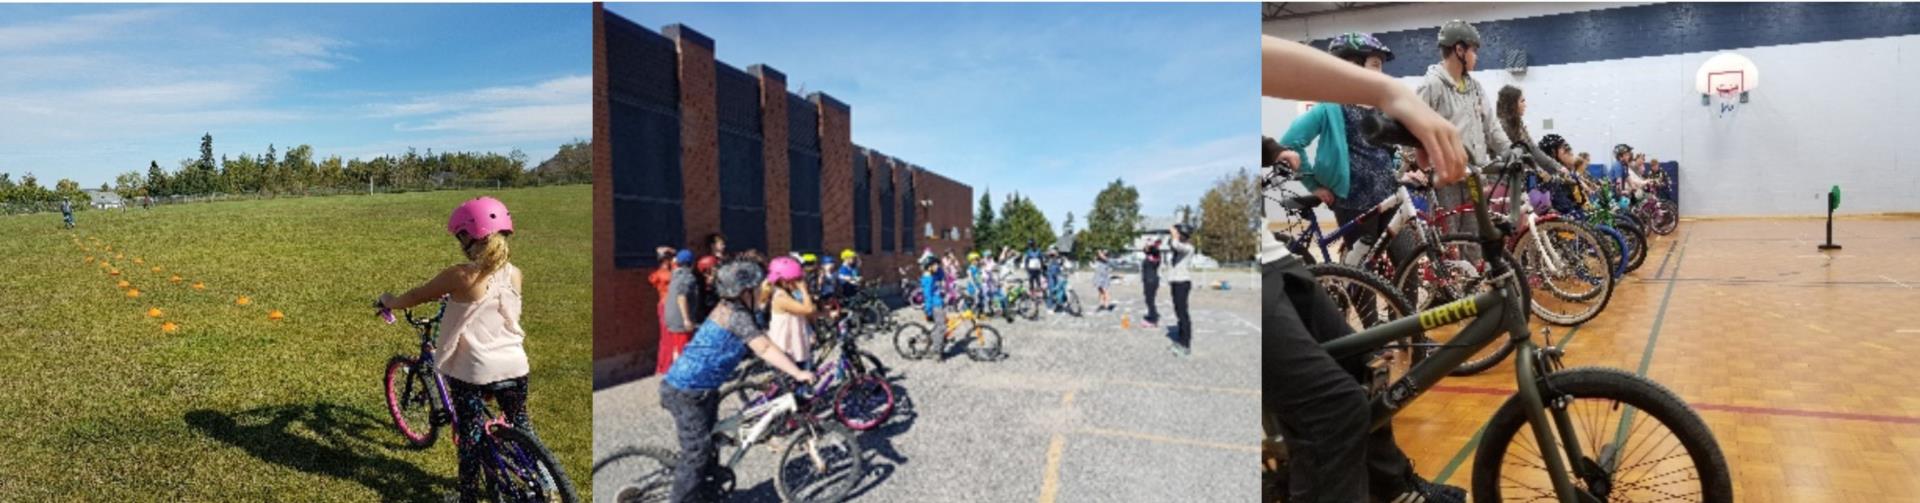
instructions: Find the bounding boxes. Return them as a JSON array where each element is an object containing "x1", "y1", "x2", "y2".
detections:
[{"x1": 1695, "y1": 53, "x2": 1759, "y2": 96}]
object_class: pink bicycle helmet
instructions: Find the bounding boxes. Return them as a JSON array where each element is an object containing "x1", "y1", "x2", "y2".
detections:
[
  {"x1": 768, "y1": 256, "x2": 803, "y2": 283},
  {"x1": 448, "y1": 196, "x2": 514, "y2": 240}
]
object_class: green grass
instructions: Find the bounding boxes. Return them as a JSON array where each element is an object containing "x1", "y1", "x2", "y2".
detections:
[{"x1": 0, "y1": 186, "x2": 591, "y2": 500}]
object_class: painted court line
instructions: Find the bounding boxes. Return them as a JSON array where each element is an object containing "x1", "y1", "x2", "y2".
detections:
[
  {"x1": 1038, "y1": 433, "x2": 1066, "y2": 503},
  {"x1": 1882, "y1": 275, "x2": 1913, "y2": 289},
  {"x1": 1898, "y1": 329, "x2": 1920, "y2": 334}
]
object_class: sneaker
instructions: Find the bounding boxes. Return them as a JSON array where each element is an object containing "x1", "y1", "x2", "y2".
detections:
[
  {"x1": 1378, "y1": 475, "x2": 1467, "y2": 503},
  {"x1": 1140, "y1": 320, "x2": 1158, "y2": 328},
  {"x1": 1168, "y1": 344, "x2": 1190, "y2": 357}
]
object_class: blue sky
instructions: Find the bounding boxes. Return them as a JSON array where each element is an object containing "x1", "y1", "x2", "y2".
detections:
[
  {"x1": 608, "y1": 2, "x2": 1258, "y2": 223},
  {"x1": 0, "y1": 4, "x2": 588, "y2": 188}
]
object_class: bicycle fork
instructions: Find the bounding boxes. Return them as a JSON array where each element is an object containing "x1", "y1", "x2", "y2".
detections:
[{"x1": 1506, "y1": 287, "x2": 1588, "y2": 503}]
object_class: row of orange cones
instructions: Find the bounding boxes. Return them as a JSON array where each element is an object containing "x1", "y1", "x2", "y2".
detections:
[{"x1": 75, "y1": 236, "x2": 284, "y2": 332}]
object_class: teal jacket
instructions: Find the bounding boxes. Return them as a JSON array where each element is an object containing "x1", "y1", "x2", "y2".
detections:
[{"x1": 1278, "y1": 103, "x2": 1354, "y2": 198}]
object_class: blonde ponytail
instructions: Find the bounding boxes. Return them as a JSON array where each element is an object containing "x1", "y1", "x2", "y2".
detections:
[{"x1": 467, "y1": 233, "x2": 511, "y2": 277}]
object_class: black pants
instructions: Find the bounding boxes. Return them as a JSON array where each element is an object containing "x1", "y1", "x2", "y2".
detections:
[
  {"x1": 1263, "y1": 256, "x2": 1413, "y2": 502},
  {"x1": 1331, "y1": 206, "x2": 1419, "y2": 269},
  {"x1": 1142, "y1": 276, "x2": 1160, "y2": 323},
  {"x1": 1169, "y1": 281, "x2": 1192, "y2": 348},
  {"x1": 450, "y1": 376, "x2": 534, "y2": 502},
  {"x1": 660, "y1": 382, "x2": 723, "y2": 503}
]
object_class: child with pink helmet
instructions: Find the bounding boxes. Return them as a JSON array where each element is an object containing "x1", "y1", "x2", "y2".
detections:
[{"x1": 377, "y1": 195, "x2": 534, "y2": 501}]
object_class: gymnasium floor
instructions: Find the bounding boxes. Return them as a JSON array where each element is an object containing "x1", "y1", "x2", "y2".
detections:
[{"x1": 1391, "y1": 218, "x2": 1920, "y2": 502}]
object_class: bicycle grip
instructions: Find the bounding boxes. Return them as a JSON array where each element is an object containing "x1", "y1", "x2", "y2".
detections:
[{"x1": 1358, "y1": 109, "x2": 1422, "y2": 149}]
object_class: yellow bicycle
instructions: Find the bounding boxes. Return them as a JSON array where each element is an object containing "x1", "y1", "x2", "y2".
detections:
[{"x1": 892, "y1": 308, "x2": 1005, "y2": 361}]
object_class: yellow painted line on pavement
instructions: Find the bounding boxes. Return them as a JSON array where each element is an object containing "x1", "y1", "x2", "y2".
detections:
[
  {"x1": 1806, "y1": 324, "x2": 1831, "y2": 334},
  {"x1": 1038, "y1": 433, "x2": 1066, "y2": 503}
]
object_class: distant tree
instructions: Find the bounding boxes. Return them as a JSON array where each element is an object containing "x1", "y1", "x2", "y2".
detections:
[
  {"x1": 531, "y1": 139, "x2": 591, "y2": 185},
  {"x1": 146, "y1": 161, "x2": 169, "y2": 197},
  {"x1": 1082, "y1": 179, "x2": 1141, "y2": 262},
  {"x1": 1196, "y1": 168, "x2": 1260, "y2": 264},
  {"x1": 974, "y1": 189, "x2": 996, "y2": 251},
  {"x1": 996, "y1": 193, "x2": 1055, "y2": 252}
]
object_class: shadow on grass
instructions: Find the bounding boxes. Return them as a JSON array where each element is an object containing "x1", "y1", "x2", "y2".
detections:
[{"x1": 184, "y1": 401, "x2": 454, "y2": 501}]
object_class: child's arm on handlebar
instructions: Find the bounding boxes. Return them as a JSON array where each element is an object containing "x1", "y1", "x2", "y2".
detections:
[
  {"x1": 745, "y1": 336, "x2": 816, "y2": 383},
  {"x1": 379, "y1": 265, "x2": 465, "y2": 311},
  {"x1": 1260, "y1": 35, "x2": 1466, "y2": 185}
]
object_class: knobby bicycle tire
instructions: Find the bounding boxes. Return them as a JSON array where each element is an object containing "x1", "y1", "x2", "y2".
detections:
[{"x1": 1472, "y1": 367, "x2": 1732, "y2": 503}]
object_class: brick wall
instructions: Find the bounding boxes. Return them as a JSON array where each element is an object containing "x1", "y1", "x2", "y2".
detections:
[
  {"x1": 594, "y1": 13, "x2": 972, "y2": 385},
  {"x1": 816, "y1": 93, "x2": 853, "y2": 257},
  {"x1": 752, "y1": 64, "x2": 791, "y2": 254}
]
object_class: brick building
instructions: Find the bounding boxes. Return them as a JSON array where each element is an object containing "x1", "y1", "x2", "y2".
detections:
[{"x1": 594, "y1": 6, "x2": 974, "y2": 385}]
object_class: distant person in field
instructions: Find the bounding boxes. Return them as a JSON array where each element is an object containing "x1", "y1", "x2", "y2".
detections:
[
  {"x1": 1093, "y1": 249, "x2": 1114, "y2": 312},
  {"x1": 60, "y1": 199, "x2": 75, "y2": 229},
  {"x1": 376, "y1": 196, "x2": 534, "y2": 502},
  {"x1": 1140, "y1": 239, "x2": 1164, "y2": 327}
]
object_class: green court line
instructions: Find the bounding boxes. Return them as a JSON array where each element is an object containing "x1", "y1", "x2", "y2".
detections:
[
  {"x1": 1433, "y1": 422, "x2": 1487, "y2": 484},
  {"x1": 1611, "y1": 231, "x2": 1692, "y2": 461},
  {"x1": 1431, "y1": 322, "x2": 1581, "y2": 484}
]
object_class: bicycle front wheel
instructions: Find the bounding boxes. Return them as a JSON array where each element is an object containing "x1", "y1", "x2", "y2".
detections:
[
  {"x1": 1472, "y1": 367, "x2": 1732, "y2": 503},
  {"x1": 487, "y1": 426, "x2": 581, "y2": 503},
  {"x1": 594, "y1": 446, "x2": 675, "y2": 503},
  {"x1": 383, "y1": 356, "x2": 440, "y2": 448},
  {"x1": 964, "y1": 323, "x2": 1005, "y2": 362},
  {"x1": 1063, "y1": 290, "x2": 1083, "y2": 317},
  {"x1": 775, "y1": 422, "x2": 866, "y2": 503},
  {"x1": 833, "y1": 373, "x2": 897, "y2": 431}
]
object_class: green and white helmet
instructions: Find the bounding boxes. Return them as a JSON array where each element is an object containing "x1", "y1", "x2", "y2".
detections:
[{"x1": 1437, "y1": 20, "x2": 1482, "y2": 50}]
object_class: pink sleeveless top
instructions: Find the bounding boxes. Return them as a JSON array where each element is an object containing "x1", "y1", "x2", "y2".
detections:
[{"x1": 436, "y1": 263, "x2": 530, "y2": 384}]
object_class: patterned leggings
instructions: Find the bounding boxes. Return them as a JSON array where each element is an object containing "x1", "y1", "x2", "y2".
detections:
[{"x1": 450, "y1": 376, "x2": 534, "y2": 501}]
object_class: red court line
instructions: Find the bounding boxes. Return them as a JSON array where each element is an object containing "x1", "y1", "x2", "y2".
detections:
[{"x1": 1429, "y1": 385, "x2": 1920, "y2": 426}]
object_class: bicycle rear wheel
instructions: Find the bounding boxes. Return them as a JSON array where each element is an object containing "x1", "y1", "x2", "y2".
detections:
[
  {"x1": 1650, "y1": 200, "x2": 1678, "y2": 235},
  {"x1": 1617, "y1": 220, "x2": 1649, "y2": 273},
  {"x1": 892, "y1": 322, "x2": 934, "y2": 360},
  {"x1": 775, "y1": 421, "x2": 865, "y2": 503},
  {"x1": 383, "y1": 356, "x2": 441, "y2": 448},
  {"x1": 1015, "y1": 295, "x2": 1041, "y2": 321},
  {"x1": 486, "y1": 426, "x2": 580, "y2": 503},
  {"x1": 1305, "y1": 263, "x2": 1429, "y2": 385},
  {"x1": 1472, "y1": 367, "x2": 1732, "y2": 503},
  {"x1": 1514, "y1": 223, "x2": 1614, "y2": 326},
  {"x1": 595, "y1": 446, "x2": 676, "y2": 503}
]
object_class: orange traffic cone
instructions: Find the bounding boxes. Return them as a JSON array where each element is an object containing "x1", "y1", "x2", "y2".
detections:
[{"x1": 1121, "y1": 314, "x2": 1131, "y2": 329}]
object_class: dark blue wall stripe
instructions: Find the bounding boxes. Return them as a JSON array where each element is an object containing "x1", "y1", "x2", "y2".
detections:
[{"x1": 1314, "y1": 3, "x2": 1920, "y2": 78}]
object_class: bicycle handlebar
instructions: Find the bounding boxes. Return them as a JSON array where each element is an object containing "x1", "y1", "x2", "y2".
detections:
[{"x1": 1358, "y1": 109, "x2": 1526, "y2": 267}]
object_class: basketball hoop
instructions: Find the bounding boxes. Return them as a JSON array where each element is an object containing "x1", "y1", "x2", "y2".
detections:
[{"x1": 1696, "y1": 53, "x2": 1758, "y2": 119}]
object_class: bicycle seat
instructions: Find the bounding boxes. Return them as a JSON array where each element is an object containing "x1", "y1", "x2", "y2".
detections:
[{"x1": 1280, "y1": 194, "x2": 1322, "y2": 211}]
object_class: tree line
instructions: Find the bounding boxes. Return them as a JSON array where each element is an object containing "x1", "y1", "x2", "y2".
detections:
[
  {"x1": 0, "y1": 134, "x2": 591, "y2": 212},
  {"x1": 971, "y1": 169, "x2": 1258, "y2": 265}
]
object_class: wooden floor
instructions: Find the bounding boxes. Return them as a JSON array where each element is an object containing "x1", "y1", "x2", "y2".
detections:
[{"x1": 1391, "y1": 218, "x2": 1920, "y2": 502}]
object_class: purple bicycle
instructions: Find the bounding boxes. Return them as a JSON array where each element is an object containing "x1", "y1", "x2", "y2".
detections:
[{"x1": 378, "y1": 298, "x2": 579, "y2": 502}]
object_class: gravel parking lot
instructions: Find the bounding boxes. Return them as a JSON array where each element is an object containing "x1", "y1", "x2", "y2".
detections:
[{"x1": 594, "y1": 269, "x2": 1262, "y2": 502}]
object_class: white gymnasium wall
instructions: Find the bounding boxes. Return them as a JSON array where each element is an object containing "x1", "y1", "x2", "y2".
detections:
[{"x1": 1262, "y1": 4, "x2": 1920, "y2": 217}]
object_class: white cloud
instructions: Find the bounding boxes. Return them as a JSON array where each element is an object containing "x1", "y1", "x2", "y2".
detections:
[
  {"x1": 0, "y1": 8, "x2": 171, "y2": 51},
  {"x1": 259, "y1": 35, "x2": 356, "y2": 70},
  {"x1": 366, "y1": 75, "x2": 590, "y2": 146}
]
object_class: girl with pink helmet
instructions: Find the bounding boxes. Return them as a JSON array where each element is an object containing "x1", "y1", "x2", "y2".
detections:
[
  {"x1": 761, "y1": 256, "x2": 817, "y2": 365},
  {"x1": 377, "y1": 195, "x2": 534, "y2": 501}
]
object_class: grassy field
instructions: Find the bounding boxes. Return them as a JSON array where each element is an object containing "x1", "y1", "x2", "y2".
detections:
[{"x1": 0, "y1": 185, "x2": 591, "y2": 500}]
